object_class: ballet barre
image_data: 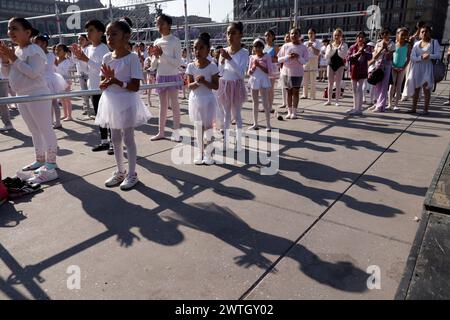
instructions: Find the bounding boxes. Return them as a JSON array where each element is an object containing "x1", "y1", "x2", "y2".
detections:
[{"x1": 0, "y1": 81, "x2": 182, "y2": 105}]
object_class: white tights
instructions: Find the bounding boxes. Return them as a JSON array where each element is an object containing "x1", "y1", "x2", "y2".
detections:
[
  {"x1": 252, "y1": 88, "x2": 271, "y2": 128},
  {"x1": 111, "y1": 128, "x2": 137, "y2": 177}
]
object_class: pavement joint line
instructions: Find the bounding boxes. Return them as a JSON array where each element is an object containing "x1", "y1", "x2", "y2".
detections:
[
  {"x1": 239, "y1": 86, "x2": 448, "y2": 300},
  {"x1": 320, "y1": 217, "x2": 413, "y2": 246}
]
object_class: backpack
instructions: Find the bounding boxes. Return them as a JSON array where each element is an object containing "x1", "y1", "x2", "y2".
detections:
[{"x1": 432, "y1": 40, "x2": 446, "y2": 84}]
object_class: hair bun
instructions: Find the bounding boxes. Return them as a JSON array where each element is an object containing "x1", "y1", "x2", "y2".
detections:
[
  {"x1": 199, "y1": 32, "x2": 211, "y2": 42},
  {"x1": 121, "y1": 17, "x2": 133, "y2": 28}
]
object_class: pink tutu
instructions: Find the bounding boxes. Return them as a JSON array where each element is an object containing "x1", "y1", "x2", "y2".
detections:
[
  {"x1": 155, "y1": 74, "x2": 183, "y2": 94},
  {"x1": 217, "y1": 78, "x2": 247, "y2": 108}
]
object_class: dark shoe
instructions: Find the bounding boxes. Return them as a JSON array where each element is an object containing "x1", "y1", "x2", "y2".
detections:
[
  {"x1": 3, "y1": 177, "x2": 23, "y2": 189},
  {"x1": 8, "y1": 181, "x2": 42, "y2": 199},
  {"x1": 92, "y1": 143, "x2": 110, "y2": 152},
  {"x1": 107, "y1": 145, "x2": 115, "y2": 155},
  {"x1": 405, "y1": 110, "x2": 417, "y2": 114}
]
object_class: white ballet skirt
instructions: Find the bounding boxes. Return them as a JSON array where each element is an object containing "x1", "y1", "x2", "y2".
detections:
[
  {"x1": 44, "y1": 73, "x2": 67, "y2": 94},
  {"x1": 96, "y1": 90, "x2": 152, "y2": 129},
  {"x1": 188, "y1": 90, "x2": 218, "y2": 129},
  {"x1": 248, "y1": 67, "x2": 272, "y2": 90}
]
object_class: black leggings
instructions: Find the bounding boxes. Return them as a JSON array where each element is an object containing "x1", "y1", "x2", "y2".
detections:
[{"x1": 91, "y1": 95, "x2": 109, "y2": 141}]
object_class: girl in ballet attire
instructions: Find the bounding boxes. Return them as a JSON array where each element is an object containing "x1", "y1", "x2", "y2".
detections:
[
  {"x1": 96, "y1": 18, "x2": 151, "y2": 191},
  {"x1": 186, "y1": 33, "x2": 220, "y2": 165}
]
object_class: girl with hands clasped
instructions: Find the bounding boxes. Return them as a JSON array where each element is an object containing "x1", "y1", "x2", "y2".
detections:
[
  {"x1": 277, "y1": 28, "x2": 309, "y2": 119},
  {"x1": 0, "y1": 18, "x2": 59, "y2": 184},
  {"x1": 55, "y1": 44, "x2": 74, "y2": 121},
  {"x1": 186, "y1": 33, "x2": 220, "y2": 165},
  {"x1": 248, "y1": 38, "x2": 273, "y2": 131},
  {"x1": 150, "y1": 14, "x2": 183, "y2": 142},
  {"x1": 217, "y1": 21, "x2": 249, "y2": 152},
  {"x1": 96, "y1": 18, "x2": 151, "y2": 191}
]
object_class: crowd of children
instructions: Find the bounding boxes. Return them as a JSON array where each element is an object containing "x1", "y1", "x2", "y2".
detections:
[{"x1": 0, "y1": 15, "x2": 446, "y2": 197}]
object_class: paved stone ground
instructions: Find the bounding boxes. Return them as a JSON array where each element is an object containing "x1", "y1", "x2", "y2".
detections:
[{"x1": 0, "y1": 79, "x2": 449, "y2": 300}]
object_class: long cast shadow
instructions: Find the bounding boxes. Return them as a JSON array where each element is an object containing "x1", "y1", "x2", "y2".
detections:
[{"x1": 136, "y1": 184, "x2": 369, "y2": 293}]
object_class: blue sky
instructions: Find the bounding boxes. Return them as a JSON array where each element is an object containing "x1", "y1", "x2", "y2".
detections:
[{"x1": 103, "y1": 0, "x2": 234, "y2": 22}]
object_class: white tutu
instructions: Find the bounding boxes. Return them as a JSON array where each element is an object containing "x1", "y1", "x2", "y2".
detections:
[
  {"x1": 188, "y1": 91, "x2": 218, "y2": 129},
  {"x1": 96, "y1": 90, "x2": 152, "y2": 129},
  {"x1": 44, "y1": 73, "x2": 67, "y2": 94},
  {"x1": 248, "y1": 68, "x2": 272, "y2": 90},
  {"x1": 248, "y1": 76, "x2": 272, "y2": 90}
]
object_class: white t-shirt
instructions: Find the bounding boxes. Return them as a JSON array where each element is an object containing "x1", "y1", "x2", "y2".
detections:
[
  {"x1": 75, "y1": 46, "x2": 89, "y2": 75},
  {"x1": 86, "y1": 43, "x2": 110, "y2": 90},
  {"x1": 45, "y1": 52, "x2": 57, "y2": 76},
  {"x1": 305, "y1": 39, "x2": 322, "y2": 60},
  {"x1": 185, "y1": 61, "x2": 219, "y2": 96},
  {"x1": 56, "y1": 59, "x2": 73, "y2": 79},
  {"x1": 319, "y1": 45, "x2": 328, "y2": 66},
  {"x1": 101, "y1": 52, "x2": 144, "y2": 94}
]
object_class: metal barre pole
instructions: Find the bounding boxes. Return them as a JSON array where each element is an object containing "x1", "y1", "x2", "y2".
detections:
[{"x1": 0, "y1": 82, "x2": 182, "y2": 105}]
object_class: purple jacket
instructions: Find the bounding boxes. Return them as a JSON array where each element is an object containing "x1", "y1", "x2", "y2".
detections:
[{"x1": 347, "y1": 43, "x2": 372, "y2": 80}]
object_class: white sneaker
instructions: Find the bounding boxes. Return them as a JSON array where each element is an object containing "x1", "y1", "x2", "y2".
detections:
[
  {"x1": 105, "y1": 171, "x2": 127, "y2": 188},
  {"x1": 0, "y1": 124, "x2": 14, "y2": 132},
  {"x1": 335, "y1": 102, "x2": 340, "y2": 107},
  {"x1": 194, "y1": 155, "x2": 203, "y2": 165},
  {"x1": 203, "y1": 153, "x2": 215, "y2": 165},
  {"x1": 120, "y1": 173, "x2": 139, "y2": 191},
  {"x1": 323, "y1": 101, "x2": 332, "y2": 106},
  {"x1": 393, "y1": 106, "x2": 400, "y2": 112},
  {"x1": 27, "y1": 167, "x2": 58, "y2": 184},
  {"x1": 34, "y1": 164, "x2": 59, "y2": 174},
  {"x1": 171, "y1": 130, "x2": 182, "y2": 142},
  {"x1": 444, "y1": 101, "x2": 450, "y2": 106}
]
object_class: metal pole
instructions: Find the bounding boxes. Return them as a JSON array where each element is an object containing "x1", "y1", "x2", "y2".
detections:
[
  {"x1": 0, "y1": 82, "x2": 182, "y2": 105},
  {"x1": 370, "y1": 0, "x2": 375, "y2": 42},
  {"x1": 109, "y1": 0, "x2": 114, "y2": 23},
  {"x1": 184, "y1": 0, "x2": 190, "y2": 62},
  {"x1": 55, "y1": 3, "x2": 63, "y2": 44},
  {"x1": 294, "y1": 0, "x2": 298, "y2": 28}
]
